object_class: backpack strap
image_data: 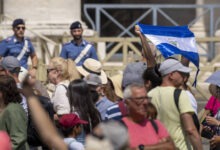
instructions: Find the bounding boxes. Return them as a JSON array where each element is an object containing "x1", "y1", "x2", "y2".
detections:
[
  {"x1": 174, "y1": 89, "x2": 200, "y2": 132},
  {"x1": 118, "y1": 101, "x2": 128, "y2": 117},
  {"x1": 174, "y1": 89, "x2": 182, "y2": 112},
  {"x1": 150, "y1": 119, "x2": 158, "y2": 134},
  {"x1": 60, "y1": 84, "x2": 68, "y2": 90}
]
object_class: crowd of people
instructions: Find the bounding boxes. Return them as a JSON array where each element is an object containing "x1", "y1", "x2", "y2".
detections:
[{"x1": 0, "y1": 18, "x2": 220, "y2": 150}]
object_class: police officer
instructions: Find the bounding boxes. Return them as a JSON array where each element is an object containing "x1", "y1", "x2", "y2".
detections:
[
  {"x1": 0, "y1": 18, "x2": 38, "y2": 77},
  {"x1": 60, "y1": 21, "x2": 99, "y2": 66}
]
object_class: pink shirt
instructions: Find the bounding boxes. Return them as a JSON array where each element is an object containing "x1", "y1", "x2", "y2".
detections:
[
  {"x1": 205, "y1": 96, "x2": 220, "y2": 116},
  {"x1": 122, "y1": 117, "x2": 169, "y2": 148},
  {"x1": 0, "y1": 131, "x2": 12, "y2": 150}
]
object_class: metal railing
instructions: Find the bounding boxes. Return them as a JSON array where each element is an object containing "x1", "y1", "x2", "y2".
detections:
[{"x1": 84, "y1": 4, "x2": 220, "y2": 60}]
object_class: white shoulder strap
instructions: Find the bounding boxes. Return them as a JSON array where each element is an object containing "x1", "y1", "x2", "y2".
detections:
[
  {"x1": 74, "y1": 44, "x2": 92, "y2": 64},
  {"x1": 17, "y1": 40, "x2": 28, "y2": 61}
]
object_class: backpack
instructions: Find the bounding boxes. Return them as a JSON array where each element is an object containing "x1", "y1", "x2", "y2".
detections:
[
  {"x1": 118, "y1": 101, "x2": 158, "y2": 134},
  {"x1": 27, "y1": 95, "x2": 55, "y2": 148},
  {"x1": 174, "y1": 89, "x2": 200, "y2": 132}
]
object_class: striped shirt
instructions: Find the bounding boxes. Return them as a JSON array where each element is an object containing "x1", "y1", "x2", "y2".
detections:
[{"x1": 105, "y1": 103, "x2": 122, "y2": 120}]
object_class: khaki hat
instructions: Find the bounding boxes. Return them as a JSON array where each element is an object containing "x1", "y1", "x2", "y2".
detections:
[
  {"x1": 110, "y1": 74, "x2": 123, "y2": 98},
  {"x1": 77, "y1": 58, "x2": 107, "y2": 84}
]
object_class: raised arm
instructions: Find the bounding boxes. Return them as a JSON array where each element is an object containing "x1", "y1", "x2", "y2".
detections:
[
  {"x1": 181, "y1": 56, "x2": 190, "y2": 67},
  {"x1": 22, "y1": 76, "x2": 68, "y2": 150},
  {"x1": 135, "y1": 25, "x2": 157, "y2": 67}
]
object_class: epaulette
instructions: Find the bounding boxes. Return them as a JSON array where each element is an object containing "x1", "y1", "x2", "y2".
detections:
[
  {"x1": 5, "y1": 36, "x2": 13, "y2": 42},
  {"x1": 63, "y1": 42, "x2": 71, "y2": 46},
  {"x1": 87, "y1": 41, "x2": 94, "y2": 45},
  {"x1": 24, "y1": 36, "x2": 30, "y2": 41}
]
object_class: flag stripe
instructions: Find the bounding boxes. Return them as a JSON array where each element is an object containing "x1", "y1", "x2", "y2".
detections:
[
  {"x1": 138, "y1": 23, "x2": 194, "y2": 38},
  {"x1": 145, "y1": 34, "x2": 197, "y2": 53},
  {"x1": 157, "y1": 43, "x2": 199, "y2": 67}
]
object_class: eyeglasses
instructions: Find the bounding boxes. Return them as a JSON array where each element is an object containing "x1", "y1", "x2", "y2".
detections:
[
  {"x1": 47, "y1": 68, "x2": 56, "y2": 74},
  {"x1": 16, "y1": 26, "x2": 25, "y2": 30}
]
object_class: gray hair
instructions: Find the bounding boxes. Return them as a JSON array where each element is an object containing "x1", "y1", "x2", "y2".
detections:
[
  {"x1": 123, "y1": 83, "x2": 145, "y2": 100},
  {"x1": 99, "y1": 120, "x2": 129, "y2": 150}
]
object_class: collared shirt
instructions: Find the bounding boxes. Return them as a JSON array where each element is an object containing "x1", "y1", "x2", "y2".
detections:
[
  {"x1": 0, "y1": 35, "x2": 35, "y2": 69},
  {"x1": 95, "y1": 96, "x2": 114, "y2": 120},
  {"x1": 60, "y1": 39, "x2": 98, "y2": 66}
]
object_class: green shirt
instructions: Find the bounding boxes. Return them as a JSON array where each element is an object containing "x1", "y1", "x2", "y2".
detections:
[{"x1": 0, "y1": 103, "x2": 29, "y2": 150}]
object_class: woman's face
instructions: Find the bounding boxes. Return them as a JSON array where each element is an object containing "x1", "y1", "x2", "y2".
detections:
[{"x1": 47, "y1": 63, "x2": 58, "y2": 85}]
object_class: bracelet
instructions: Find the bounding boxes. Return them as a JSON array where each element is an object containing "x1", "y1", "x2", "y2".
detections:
[
  {"x1": 33, "y1": 66, "x2": 38, "y2": 69},
  {"x1": 139, "y1": 144, "x2": 144, "y2": 150}
]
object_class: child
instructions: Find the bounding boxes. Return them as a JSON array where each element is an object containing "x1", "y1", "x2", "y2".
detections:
[{"x1": 59, "y1": 114, "x2": 87, "y2": 150}]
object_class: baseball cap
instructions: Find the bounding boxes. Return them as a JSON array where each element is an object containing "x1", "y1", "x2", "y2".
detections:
[
  {"x1": 12, "y1": 18, "x2": 25, "y2": 28},
  {"x1": 70, "y1": 21, "x2": 82, "y2": 30},
  {"x1": 59, "y1": 114, "x2": 87, "y2": 129},
  {"x1": 122, "y1": 62, "x2": 147, "y2": 89},
  {"x1": 159, "y1": 59, "x2": 192, "y2": 76},
  {"x1": 84, "y1": 73, "x2": 102, "y2": 86},
  {"x1": 0, "y1": 56, "x2": 21, "y2": 72}
]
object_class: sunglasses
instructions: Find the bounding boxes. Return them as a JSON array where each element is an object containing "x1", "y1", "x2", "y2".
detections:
[
  {"x1": 47, "y1": 68, "x2": 56, "y2": 74},
  {"x1": 16, "y1": 26, "x2": 25, "y2": 30}
]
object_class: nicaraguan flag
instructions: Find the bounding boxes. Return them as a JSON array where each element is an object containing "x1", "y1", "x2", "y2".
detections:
[{"x1": 137, "y1": 23, "x2": 200, "y2": 85}]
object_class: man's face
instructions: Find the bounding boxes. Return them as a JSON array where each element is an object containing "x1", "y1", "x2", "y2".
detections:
[
  {"x1": 13, "y1": 24, "x2": 25, "y2": 39},
  {"x1": 47, "y1": 63, "x2": 58, "y2": 84},
  {"x1": 170, "y1": 71, "x2": 185, "y2": 88},
  {"x1": 126, "y1": 87, "x2": 149, "y2": 122},
  {"x1": 71, "y1": 28, "x2": 83, "y2": 40}
]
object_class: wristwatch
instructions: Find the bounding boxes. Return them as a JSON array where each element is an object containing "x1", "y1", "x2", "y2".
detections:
[
  {"x1": 139, "y1": 144, "x2": 144, "y2": 150},
  {"x1": 33, "y1": 66, "x2": 38, "y2": 69}
]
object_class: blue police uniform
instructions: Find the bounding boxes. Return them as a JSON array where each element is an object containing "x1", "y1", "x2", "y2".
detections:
[
  {"x1": 0, "y1": 35, "x2": 35, "y2": 69},
  {"x1": 60, "y1": 39, "x2": 98, "y2": 66}
]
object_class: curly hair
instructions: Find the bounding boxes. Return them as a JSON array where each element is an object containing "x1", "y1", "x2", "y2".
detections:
[
  {"x1": 0, "y1": 75, "x2": 22, "y2": 105},
  {"x1": 142, "y1": 64, "x2": 162, "y2": 90}
]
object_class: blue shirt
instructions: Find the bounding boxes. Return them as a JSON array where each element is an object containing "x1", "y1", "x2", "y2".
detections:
[
  {"x1": 105, "y1": 102, "x2": 123, "y2": 121},
  {"x1": 64, "y1": 137, "x2": 84, "y2": 150},
  {"x1": 0, "y1": 35, "x2": 35, "y2": 69},
  {"x1": 60, "y1": 39, "x2": 98, "y2": 66},
  {"x1": 95, "y1": 96, "x2": 114, "y2": 120}
]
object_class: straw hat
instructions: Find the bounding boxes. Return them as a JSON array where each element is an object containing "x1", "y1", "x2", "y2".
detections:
[{"x1": 77, "y1": 58, "x2": 107, "y2": 84}]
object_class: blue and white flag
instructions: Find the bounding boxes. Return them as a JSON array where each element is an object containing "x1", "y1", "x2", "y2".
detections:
[{"x1": 138, "y1": 23, "x2": 200, "y2": 85}]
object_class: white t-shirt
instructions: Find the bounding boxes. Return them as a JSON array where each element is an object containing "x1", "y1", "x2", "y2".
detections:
[
  {"x1": 51, "y1": 80, "x2": 70, "y2": 115},
  {"x1": 185, "y1": 90, "x2": 198, "y2": 114},
  {"x1": 64, "y1": 137, "x2": 84, "y2": 150}
]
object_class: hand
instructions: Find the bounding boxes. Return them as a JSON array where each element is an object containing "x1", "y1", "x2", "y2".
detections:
[
  {"x1": 210, "y1": 136, "x2": 220, "y2": 148},
  {"x1": 135, "y1": 25, "x2": 141, "y2": 35},
  {"x1": 206, "y1": 116, "x2": 219, "y2": 126},
  {"x1": 158, "y1": 137, "x2": 168, "y2": 143},
  {"x1": 29, "y1": 68, "x2": 37, "y2": 78},
  {"x1": 21, "y1": 74, "x2": 35, "y2": 98}
]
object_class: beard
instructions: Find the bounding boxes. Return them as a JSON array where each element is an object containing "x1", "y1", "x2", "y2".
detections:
[{"x1": 74, "y1": 35, "x2": 82, "y2": 41}]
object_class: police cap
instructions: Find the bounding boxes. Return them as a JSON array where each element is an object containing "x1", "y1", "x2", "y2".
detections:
[
  {"x1": 12, "y1": 18, "x2": 25, "y2": 28},
  {"x1": 70, "y1": 21, "x2": 82, "y2": 30}
]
